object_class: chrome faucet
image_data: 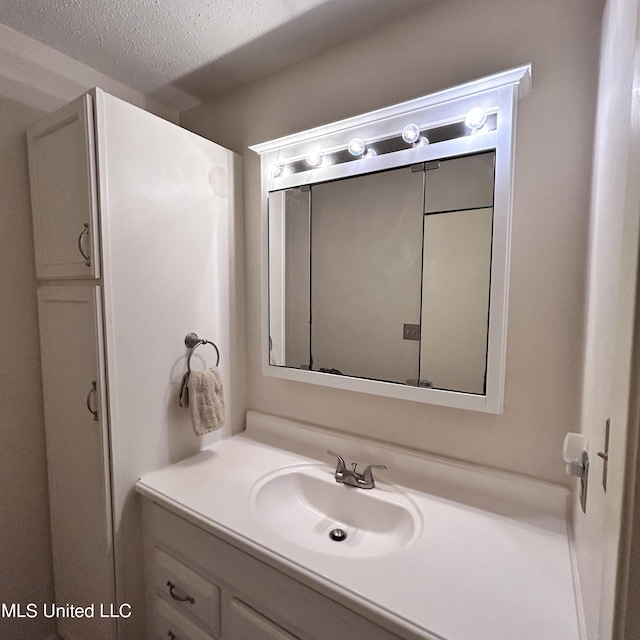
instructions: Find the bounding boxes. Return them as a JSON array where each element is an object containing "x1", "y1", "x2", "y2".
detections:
[{"x1": 327, "y1": 450, "x2": 387, "y2": 490}]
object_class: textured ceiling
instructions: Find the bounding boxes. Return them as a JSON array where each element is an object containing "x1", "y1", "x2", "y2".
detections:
[{"x1": 0, "y1": 0, "x2": 427, "y2": 111}]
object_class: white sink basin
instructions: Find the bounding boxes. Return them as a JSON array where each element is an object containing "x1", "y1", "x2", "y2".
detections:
[{"x1": 250, "y1": 464, "x2": 421, "y2": 557}]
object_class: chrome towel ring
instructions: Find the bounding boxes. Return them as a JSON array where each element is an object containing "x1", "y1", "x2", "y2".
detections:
[{"x1": 185, "y1": 332, "x2": 220, "y2": 372}]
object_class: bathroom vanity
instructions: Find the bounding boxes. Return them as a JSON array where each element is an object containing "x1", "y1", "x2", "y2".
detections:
[{"x1": 136, "y1": 412, "x2": 581, "y2": 640}]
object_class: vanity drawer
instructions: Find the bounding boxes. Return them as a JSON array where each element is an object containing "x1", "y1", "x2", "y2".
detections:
[
  {"x1": 156, "y1": 596, "x2": 216, "y2": 640},
  {"x1": 155, "y1": 547, "x2": 221, "y2": 637}
]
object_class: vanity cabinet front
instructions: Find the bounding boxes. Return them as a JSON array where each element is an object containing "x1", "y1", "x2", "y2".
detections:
[
  {"x1": 27, "y1": 90, "x2": 242, "y2": 640},
  {"x1": 27, "y1": 93, "x2": 100, "y2": 279},
  {"x1": 142, "y1": 499, "x2": 403, "y2": 640}
]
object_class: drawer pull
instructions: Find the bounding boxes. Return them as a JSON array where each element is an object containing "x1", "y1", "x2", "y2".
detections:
[
  {"x1": 167, "y1": 632, "x2": 177, "y2": 640},
  {"x1": 167, "y1": 581, "x2": 195, "y2": 604}
]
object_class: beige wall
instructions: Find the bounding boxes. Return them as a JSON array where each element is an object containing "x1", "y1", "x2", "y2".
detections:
[
  {"x1": 0, "y1": 96, "x2": 56, "y2": 639},
  {"x1": 181, "y1": 0, "x2": 603, "y2": 485}
]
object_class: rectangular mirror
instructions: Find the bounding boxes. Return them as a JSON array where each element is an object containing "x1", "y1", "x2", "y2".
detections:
[
  {"x1": 269, "y1": 151, "x2": 495, "y2": 395},
  {"x1": 253, "y1": 65, "x2": 531, "y2": 413}
]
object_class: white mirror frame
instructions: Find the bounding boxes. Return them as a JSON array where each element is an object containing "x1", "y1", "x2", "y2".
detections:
[{"x1": 250, "y1": 65, "x2": 531, "y2": 414}]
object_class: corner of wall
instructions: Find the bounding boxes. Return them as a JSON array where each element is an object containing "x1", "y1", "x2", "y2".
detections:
[{"x1": 0, "y1": 23, "x2": 179, "y2": 122}]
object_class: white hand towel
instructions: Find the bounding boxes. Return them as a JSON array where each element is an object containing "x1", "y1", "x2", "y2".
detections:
[{"x1": 186, "y1": 367, "x2": 225, "y2": 435}]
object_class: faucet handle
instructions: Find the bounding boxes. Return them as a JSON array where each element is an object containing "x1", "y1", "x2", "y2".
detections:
[
  {"x1": 327, "y1": 450, "x2": 346, "y2": 473},
  {"x1": 362, "y1": 464, "x2": 387, "y2": 483}
]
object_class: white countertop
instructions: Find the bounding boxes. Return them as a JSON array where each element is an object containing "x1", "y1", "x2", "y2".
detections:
[{"x1": 136, "y1": 411, "x2": 581, "y2": 640}]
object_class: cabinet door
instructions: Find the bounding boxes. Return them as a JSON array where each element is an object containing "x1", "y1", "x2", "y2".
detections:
[
  {"x1": 37, "y1": 286, "x2": 115, "y2": 640},
  {"x1": 226, "y1": 598, "x2": 301, "y2": 640},
  {"x1": 27, "y1": 94, "x2": 100, "y2": 279}
]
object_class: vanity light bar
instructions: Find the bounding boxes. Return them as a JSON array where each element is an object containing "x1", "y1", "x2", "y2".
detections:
[{"x1": 267, "y1": 107, "x2": 495, "y2": 178}]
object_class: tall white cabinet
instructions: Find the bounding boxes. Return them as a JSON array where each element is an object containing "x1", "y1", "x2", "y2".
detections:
[{"x1": 27, "y1": 90, "x2": 244, "y2": 640}]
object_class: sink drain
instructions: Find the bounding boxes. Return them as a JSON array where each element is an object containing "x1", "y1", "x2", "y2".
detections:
[{"x1": 329, "y1": 528, "x2": 347, "y2": 542}]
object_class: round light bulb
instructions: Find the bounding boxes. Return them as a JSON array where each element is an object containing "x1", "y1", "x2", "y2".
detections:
[
  {"x1": 306, "y1": 151, "x2": 323, "y2": 167},
  {"x1": 347, "y1": 137, "x2": 366, "y2": 157},
  {"x1": 363, "y1": 148, "x2": 377, "y2": 160},
  {"x1": 415, "y1": 136, "x2": 429, "y2": 147},
  {"x1": 268, "y1": 164, "x2": 283, "y2": 178},
  {"x1": 465, "y1": 107, "x2": 487, "y2": 130},
  {"x1": 402, "y1": 123, "x2": 422, "y2": 144}
]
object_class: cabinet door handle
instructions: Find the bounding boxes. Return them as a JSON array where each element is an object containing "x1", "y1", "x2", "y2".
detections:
[
  {"x1": 167, "y1": 581, "x2": 195, "y2": 604},
  {"x1": 78, "y1": 223, "x2": 91, "y2": 267},
  {"x1": 86, "y1": 381, "x2": 99, "y2": 421}
]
